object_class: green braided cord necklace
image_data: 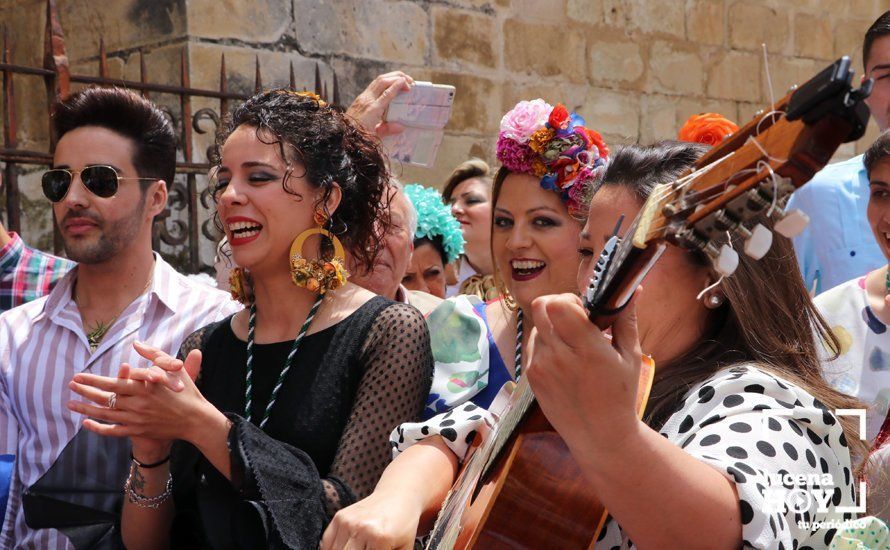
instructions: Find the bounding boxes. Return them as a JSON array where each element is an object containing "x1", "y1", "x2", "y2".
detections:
[
  {"x1": 514, "y1": 308, "x2": 523, "y2": 381},
  {"x1": 244, "y1": 294, "x2": 324, "y2": 429}
]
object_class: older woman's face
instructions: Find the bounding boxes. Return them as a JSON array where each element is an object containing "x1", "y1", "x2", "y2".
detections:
[
  {"x1": 450, "y1": 177, "x2": 492, "y2": 272},
  {"x1": 492, "y1": 173, "x2": 582, "y2": 312},
  {"x1": 867, "y1": 158, "x2": 890, "y2": 261},
  {"x1": 215, "y1": 125, "x2": 331, "y2": 277},
  {"x1": 578, "y1": 185, "x2": 710, "y2": 361},
  {"x1": 402, "y1": 241, "x2": 447, "y2": 298}
]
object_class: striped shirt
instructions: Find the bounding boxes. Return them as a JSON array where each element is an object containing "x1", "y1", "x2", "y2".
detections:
[
  {"x1": 0, "y1": 233, "x2": 74, "y2": 312},
  {"x1": 0, "y1": 255, "x2": 241, "y2": 548}
]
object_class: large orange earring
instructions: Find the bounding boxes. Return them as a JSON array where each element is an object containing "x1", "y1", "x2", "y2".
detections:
[
  {"x1": 229, "y1": 267, "x2": 253, "y2": 305},
  {"x1": 289, "y1": 227, "x2": 349, "y2": 294}
]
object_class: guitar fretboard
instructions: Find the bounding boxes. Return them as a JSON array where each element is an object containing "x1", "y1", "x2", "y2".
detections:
[{"x1": 480, "y1": 378, "x2": 537, "y2": 479}]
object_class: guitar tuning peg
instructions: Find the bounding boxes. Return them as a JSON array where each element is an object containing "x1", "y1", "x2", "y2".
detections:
[
  {"x1": 774, "y1": 209, "x2": 810, "y2": 238},
  {"x1": 707, "y1": 243, "x2": 739, "y2": 277},
  {"x1": 740, "y1": 223, "x2": 773, "y2": 260}
]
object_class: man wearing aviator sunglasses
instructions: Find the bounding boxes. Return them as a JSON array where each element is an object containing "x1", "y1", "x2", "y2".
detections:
[
  {"x1": 41, "y1": 164, "x2": 159, "y2": 203},
  {"x1": 0, "y1": 87, "x2": 239, "y2": 548}
]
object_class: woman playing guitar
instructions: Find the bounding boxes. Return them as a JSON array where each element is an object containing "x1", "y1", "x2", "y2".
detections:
[{"x1": 528, "y1": 141, "x2": 868, "y2": 548}]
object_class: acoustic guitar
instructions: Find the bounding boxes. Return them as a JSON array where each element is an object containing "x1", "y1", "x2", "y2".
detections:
[{"x1": 427, "y1": 56, "x2": 873, "y2": 549}]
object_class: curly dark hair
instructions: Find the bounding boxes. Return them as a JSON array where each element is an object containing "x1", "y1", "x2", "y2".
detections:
[{"x1": 214, "y1": 89, "x2": 391, "y2": 272}]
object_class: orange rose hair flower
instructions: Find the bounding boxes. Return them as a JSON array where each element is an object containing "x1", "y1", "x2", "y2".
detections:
[
  {"x1": 678, "y1": 113, "x2": 739, "y2": 146},
  {"x1": 528, "y1": 127, "x2": 556, "y2": 153}
]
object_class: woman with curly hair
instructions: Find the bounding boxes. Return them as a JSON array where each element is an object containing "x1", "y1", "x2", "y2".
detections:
[
  {"x1": 401, "y1": 184, "x2": 464, "y2": 299},
  {"x1": 66, "y1": 89, "x2": 434, "y2": 548}
]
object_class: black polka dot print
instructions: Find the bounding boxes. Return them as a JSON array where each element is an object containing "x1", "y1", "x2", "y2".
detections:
[{"x1": 597, "y1": 365, "x2": 858, "y2": 549}]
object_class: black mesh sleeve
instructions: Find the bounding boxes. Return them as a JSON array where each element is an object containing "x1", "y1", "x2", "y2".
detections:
[{"x1": 323, "y1": 302, "x2": 433, "y2": 512}]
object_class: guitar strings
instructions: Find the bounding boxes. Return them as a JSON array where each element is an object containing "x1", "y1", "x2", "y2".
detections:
[
  {"x1": 646, "y1": 129, "x2": 792, "y2": 235},
  {"x1": 762, "y1": 43, "x2": 779, "y2": 126}
]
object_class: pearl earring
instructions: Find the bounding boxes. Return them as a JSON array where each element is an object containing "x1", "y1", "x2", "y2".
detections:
[{"x1": 707, "y1": 294, "x2": 723, "y2": 308}]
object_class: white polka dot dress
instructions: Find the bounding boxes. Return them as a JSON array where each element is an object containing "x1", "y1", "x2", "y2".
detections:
[{"x1": 597, "y1": 365, "x2": 859, "y2": 550}]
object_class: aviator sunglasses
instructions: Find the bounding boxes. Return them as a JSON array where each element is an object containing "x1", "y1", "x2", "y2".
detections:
[{"x1": 41, "y1": 165, "x2": 156, "y2": 202}]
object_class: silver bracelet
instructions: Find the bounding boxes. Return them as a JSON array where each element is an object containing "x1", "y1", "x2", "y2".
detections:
[{"x1": 125, "y1": 462, "x2": 173, "y2": 509}]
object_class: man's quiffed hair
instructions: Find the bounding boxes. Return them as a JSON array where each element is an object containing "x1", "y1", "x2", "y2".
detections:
[
  {"x1": 51, "y1": 87, "x2": 177, "y2": 187},
  {"x1": 864, "y1": 11, "x2": 890, "y2": 70},
  {"x1": 864, "y1": 130, "x2": 890, "y2": 178}
]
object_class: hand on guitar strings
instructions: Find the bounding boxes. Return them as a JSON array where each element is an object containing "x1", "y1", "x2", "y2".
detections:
[{"x1": 526, "y1": 288, "x2": 644, "y2": 450}]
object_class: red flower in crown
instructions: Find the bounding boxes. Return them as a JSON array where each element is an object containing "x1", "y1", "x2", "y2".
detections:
[
  {"x1": 586, "y1": 128, "x2": 609, "y2": 158},
  {"x1": 548, "y1": 104, "x2": 571, "y2": 130}
]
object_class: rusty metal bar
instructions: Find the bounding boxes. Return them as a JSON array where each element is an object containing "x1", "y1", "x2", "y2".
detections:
[
  {"x1": 254, "y1": 55, "x2": 262, "y2": 93},
  {"x1": 98, "y1": 38, "x2": 108, "y2": 78},
  {"x1": 2, "y1": 27, "x2": 20, "y2": 231},
  {"x1": 0, "y1": 149, "x2": 52, "y2": 162},
  {"x1": 219, "y1": 54, "x2": 228, "y2": 119},
  {"x1": 180, "y1": 48, "x2": 199, "y2": 272},
  {"x1": 3, "y1": 30, "x2": 17, "y2": 156},
  {"x1": 43, "y1": 0, "x2": 70, "y2": 107},
  {"x1": 43, "y1": 0, "x2": 69, "y2": 253},
  {"x1": 139, "y1": 49, "x2": 149, "y2": 99},
  {"x1": 0, "y1": 63, "x2": 54, "y2": 77},
  {"x1": 68, "y1": 74, "x2": 249, "y2": 100},
  {"x1": 0, "y1": 151, "x2": 216, "y2": 172}
]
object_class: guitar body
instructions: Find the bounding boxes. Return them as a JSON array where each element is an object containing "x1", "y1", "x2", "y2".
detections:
[
  {"x1": 453, "y1": 408, "x2": 607, "y2": 549},
  {"x1": 437, "y1": 357, "x2": 654, "y2": 549}
]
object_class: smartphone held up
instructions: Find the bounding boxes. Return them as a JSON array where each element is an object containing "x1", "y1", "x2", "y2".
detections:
[{"x1": 382, "y1": 82, "x2": 455, "y2": 168}]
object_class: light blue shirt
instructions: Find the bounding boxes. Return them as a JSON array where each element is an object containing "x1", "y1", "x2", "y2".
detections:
[{"x1": 786, "y1": 154, "x2": 884, "y2": 295}]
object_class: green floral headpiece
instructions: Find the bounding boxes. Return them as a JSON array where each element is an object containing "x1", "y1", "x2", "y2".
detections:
[{"x1": 403, "y1": 184, "x2": 465, "y2": 264}]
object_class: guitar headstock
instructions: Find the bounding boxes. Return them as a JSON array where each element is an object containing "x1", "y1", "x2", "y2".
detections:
[{"x1": 586, "y1": 56, "x2": 872, "y2": 323}]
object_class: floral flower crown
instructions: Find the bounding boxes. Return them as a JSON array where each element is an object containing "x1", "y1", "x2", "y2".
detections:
[
  {"x1": 677, "y1": 112, "x2": 738, "y2": 146},
  {"x1": 403, "y1": 184, "x2": 465, "y2": 263},
  {"x1": 496, "y1": 99, "x2": 609, "y2": 216}
]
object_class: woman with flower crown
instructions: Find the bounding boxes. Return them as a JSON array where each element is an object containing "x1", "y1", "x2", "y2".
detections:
[
  {"x1": 321, "y1": 98, "x2": 610, "y2": 549},
  {"x1": 525, "y1": 139, "x2": 867, "y2": 549},
  {"x1": 65, "y1": 89, "x2": 434, "y2": 548}
]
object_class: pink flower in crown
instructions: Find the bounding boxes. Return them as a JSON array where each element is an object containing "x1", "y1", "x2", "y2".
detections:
[
  {"x1": 566, "y1": 179, "x2": 590, "y2": 217},
  {"x1": 576, "y1": 165, "x2": 595, "y2": 183},
  {"x1": 499, "y1": 99, "x2": 553, "y2": 143},
  {"x1": 496, "y1": 132, "x2": 536, "y2": 173}
]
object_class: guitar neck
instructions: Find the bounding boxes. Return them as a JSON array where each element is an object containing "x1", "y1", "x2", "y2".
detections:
[{"x1": 479, "y1": 379, "x2": 538, "y2": 479}]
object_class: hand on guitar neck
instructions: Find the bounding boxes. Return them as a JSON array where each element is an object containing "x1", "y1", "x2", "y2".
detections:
[
  {"x1": 526, "y1": 290, "x2": 743, "y2": 550},
  {"x1": 527, "y1": 291, "x2": 643, "y2": 448}
]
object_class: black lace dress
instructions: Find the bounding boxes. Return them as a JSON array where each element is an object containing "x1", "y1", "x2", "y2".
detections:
[{"x1": 168, "y1": 297, "x2": 433, "y2": 549}]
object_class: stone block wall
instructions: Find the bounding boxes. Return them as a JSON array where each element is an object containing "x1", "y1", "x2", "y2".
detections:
[{"x1": 1, "y1": 0, "x2": 887, "y2": 246}]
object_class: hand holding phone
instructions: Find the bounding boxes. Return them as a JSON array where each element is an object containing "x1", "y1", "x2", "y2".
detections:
[
  {"x1": 382, "y1": 82, "x2": 456, "y2": 168},
  {"x1": 346, "y1": 71, "x2": 415, "y2": 138}
]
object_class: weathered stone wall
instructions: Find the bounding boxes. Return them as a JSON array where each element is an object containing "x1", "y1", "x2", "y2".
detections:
[{"x1": 1, "y1": 0, "x2": 887, "y2": 249}]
